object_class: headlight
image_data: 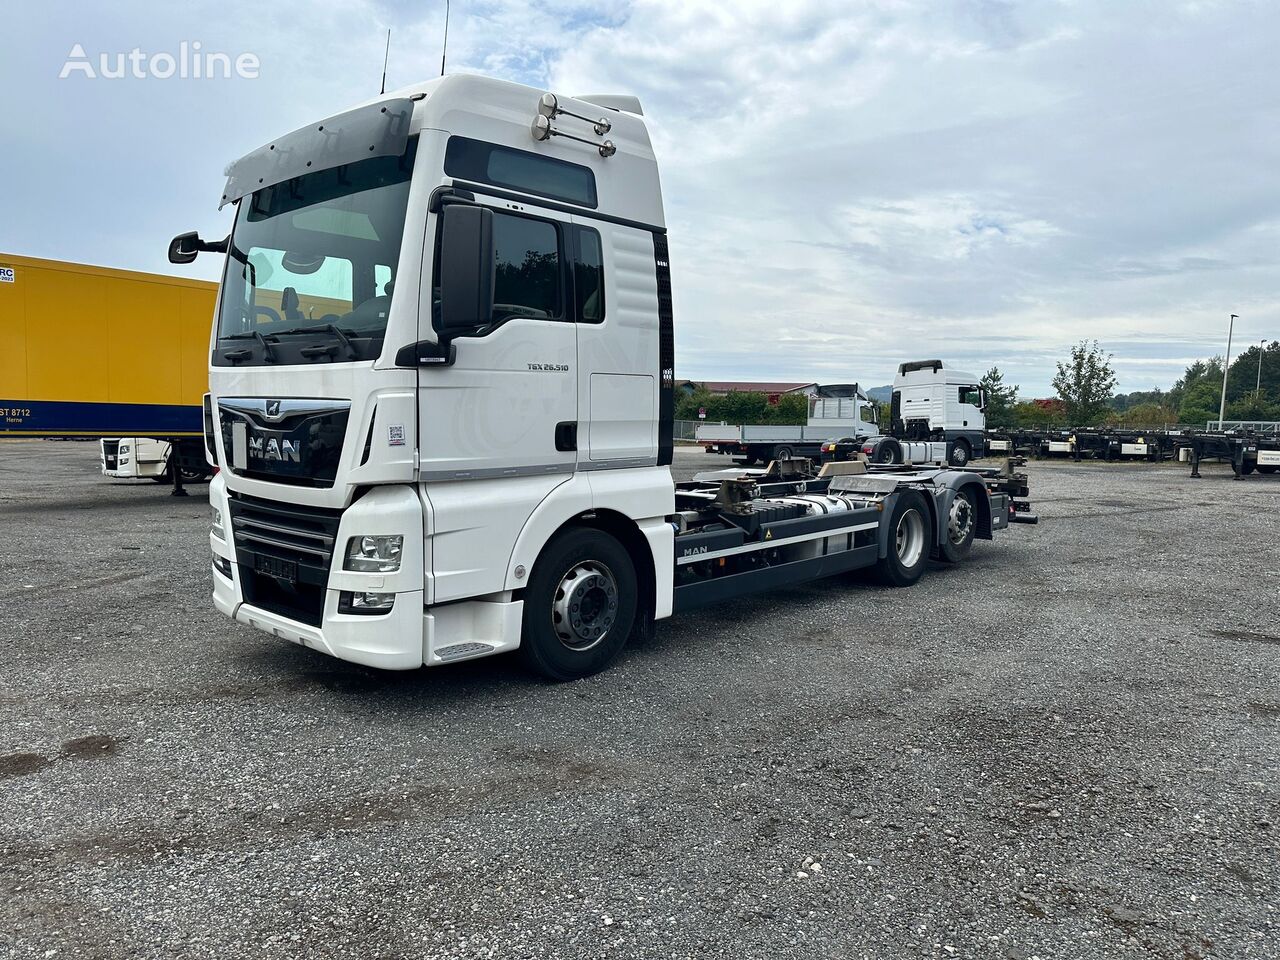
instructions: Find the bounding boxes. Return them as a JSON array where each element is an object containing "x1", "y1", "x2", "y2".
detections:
[
  {"x1": 119, "y1": 444, "x2": 131, "y2": 454},
  {"x1": 211, "y1": 506, "x2": 224, "y2": 541},
  {"x1": 344, "y1": 534, "x2": 403, "y2": 572}
]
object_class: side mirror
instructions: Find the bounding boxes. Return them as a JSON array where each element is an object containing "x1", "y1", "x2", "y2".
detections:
[
  {"x1": 168, "y1": 231, "x2": 201, "y2": 264},
  {"x1": 437, "y1": 204, "x2": 495, "y2": 333},
  {"x1": 168, "y1": 231, "x2": 228, "y2": 265}
]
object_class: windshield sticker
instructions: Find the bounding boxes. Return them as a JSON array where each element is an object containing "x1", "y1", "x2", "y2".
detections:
[
  {"x1": 388, "y1": 424, "x2": 405, "y2": 446},
  {"x1": 0, "y1": 267, "x2": 14, "y2": 283}
]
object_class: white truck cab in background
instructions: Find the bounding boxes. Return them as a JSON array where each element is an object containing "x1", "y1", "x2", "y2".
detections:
[
  {"x1": 178, "y1": 75, "x2": 1031, "y2": 681},
  {"x1": 861, "y1": 360, "x2": 987, "y2": 467},
  {"x1": 100, "y1": 437, "x2": 211, "y2": 482}
]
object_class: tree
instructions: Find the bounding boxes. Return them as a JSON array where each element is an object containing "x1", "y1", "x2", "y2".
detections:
[
  {"x1": 1052, "y1": 340, "x2": 1117, "y2": 426},
  {"x1": 1173, "y1": 357, "x2": 1225, "y2": 426},
  {"x1": 1118, "y1": 402, "x2": 1179, "y2": 427},
  {"x1": 979, "y1": 366, "x2": 1019, "y2": 427},
  {"x1": 1012, "y1": 399, "x2": 1066, "y2": 428},
  {"x1": 1226, "y1": 390, "x2": 1280, "y2": 422}
]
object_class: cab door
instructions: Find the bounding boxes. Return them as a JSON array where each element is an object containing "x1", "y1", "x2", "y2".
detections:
[{"x1": 417, "y1": 203, "x2": 578, "y2": 480}]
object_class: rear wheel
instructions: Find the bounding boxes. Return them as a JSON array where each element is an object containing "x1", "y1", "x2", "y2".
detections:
[
  {"x1": 1242, "y1": 460, "x2": 1257, "y2": 475},
  {"x1": 774, "y1": 445, "x2": 795, "y2": 460},
  {"x1": 519, "y1": 528, "x2": 637, "y2": 681},
  {"x1": 872, "y1": 490, "x2": 933, "y2": 587},
  {"x1": 872, "y1": 440, "x2": 899, "y2": 465},
  {"x1": 938, "y1": 487, "x2": 977, "y2": 563},
  {"x1": 947, "y1": 439, "x2": 971, "y2": 467}
]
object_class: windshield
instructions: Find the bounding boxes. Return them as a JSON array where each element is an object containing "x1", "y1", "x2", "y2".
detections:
[{"x1": 215, "y1": 139, "x2": 416, "y2": 365}]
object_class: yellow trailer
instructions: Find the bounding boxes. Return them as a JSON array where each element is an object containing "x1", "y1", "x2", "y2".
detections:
[{"x1": 0, "y1": 253, "x2": 215, "y2": 437}]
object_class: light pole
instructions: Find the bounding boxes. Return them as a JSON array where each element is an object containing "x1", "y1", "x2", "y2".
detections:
[
  {"x1": 1217, "y1": 314, "x2": 1237, "y2": 430},
  {"x1": 1258, "y1": 338, "x2": 1266, "y2": 394}
]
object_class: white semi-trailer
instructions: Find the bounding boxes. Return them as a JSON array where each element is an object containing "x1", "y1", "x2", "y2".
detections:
[{"x1": 174, "y1": 75, "x2": 1034, "y2": 679}]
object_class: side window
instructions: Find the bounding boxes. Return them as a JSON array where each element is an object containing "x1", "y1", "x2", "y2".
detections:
[
  {"x1": 375, "y1": 263, "x2": 393, "y2": 296},
  {"x1": 575, "y1": 228, "x2": 605, "y2": 323},
  {"x1": 492, "y1": 213, "x2": 561, "y2": 322},
  {"x1": 960, "y1": 386, "x2": 981, "y2": 406}
]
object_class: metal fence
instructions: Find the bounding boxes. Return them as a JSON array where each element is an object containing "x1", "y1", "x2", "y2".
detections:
[
  {"x1": 673, "y1": 419, "x2": 702, "y2": 442},
  {"x1": 1206, "y1": 421, "x2": 1280, "y2": 433}
]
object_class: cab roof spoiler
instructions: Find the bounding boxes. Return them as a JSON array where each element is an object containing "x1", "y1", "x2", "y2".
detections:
[
  {"x1": 220, "y1": 97, "x2": 414, "y2": 209},
  {"x1": 575, "y1": 94, "x2": 644, "y2": 116},
  {"x1": 898, "y1": 359, "x2": 944, "y2": 375}
]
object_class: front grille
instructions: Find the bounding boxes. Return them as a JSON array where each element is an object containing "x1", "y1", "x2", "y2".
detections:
[
  {"x1": 102, "y1": 439, "x2": 119, "y2": 469},
  {"x1": 228, "y1": 493, "x2": 343, "y2": 626},
  {"x1": 218, "y1": 399, "x2": 350, "y2": 488}
]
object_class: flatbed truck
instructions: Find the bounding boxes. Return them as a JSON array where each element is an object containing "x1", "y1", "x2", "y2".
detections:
[
  {"x1": 696, "y1": 384, "x2": 880, "y2": 464},
  {"x1": 175, "y1": 74, "x2": 1035, "y2": 679}
]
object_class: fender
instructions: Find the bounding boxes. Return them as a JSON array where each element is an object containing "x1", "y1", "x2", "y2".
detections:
[
  {"x1": 503, "y1": 467, "x2": 675, "y2": 609},
  {"x1": 928, "y1": 472, "x2": 994, "y2": 544}
]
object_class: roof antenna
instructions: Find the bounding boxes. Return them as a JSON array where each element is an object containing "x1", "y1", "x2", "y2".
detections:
[
  {"x1": 379, "y1": 28, "x2": 391, "y2": 94},
  {"x1": 440, "y1": 0, "x2": 450, "y2": 76}
]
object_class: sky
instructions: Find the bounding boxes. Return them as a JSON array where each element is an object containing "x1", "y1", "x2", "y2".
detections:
[{"x1": 2, "y1": 0, "x2": 1278, "y2": 396}]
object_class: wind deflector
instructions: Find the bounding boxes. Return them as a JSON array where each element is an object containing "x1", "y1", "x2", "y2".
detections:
[{"x1": 220, "y1": 97, "x2": 414, "y2": 209}]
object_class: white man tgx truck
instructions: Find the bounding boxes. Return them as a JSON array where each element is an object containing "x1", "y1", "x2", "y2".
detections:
[
  {"x1": 177, "y1": 75, "x2": 1034, "y2": 680},
  {"x1": 844, "y1": 361, "x2": 988, "y2": 467}
]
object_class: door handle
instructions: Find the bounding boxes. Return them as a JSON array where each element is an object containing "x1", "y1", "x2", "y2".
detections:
[{"x1": 555, "y1": 421, "x2": 578, "y2": 452}]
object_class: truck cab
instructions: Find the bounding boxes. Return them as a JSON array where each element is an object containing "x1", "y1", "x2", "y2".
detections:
[{"x1": 195, "y1": 76, "x2": 672, "y2": 674}]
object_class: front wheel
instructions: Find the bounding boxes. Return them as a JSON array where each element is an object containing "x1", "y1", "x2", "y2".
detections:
[
  {"x1": 519, "y1": 528, "x2": 638, "y2": 681},
  {"x1": 947, "y1": 439, "x2": 971, "y2": 467},
  {"x1": 872, "y1": 490, "x2": 933, "y2": 587}
]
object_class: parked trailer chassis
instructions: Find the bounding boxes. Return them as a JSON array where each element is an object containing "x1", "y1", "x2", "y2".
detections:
[
  {"x1": 983, "y1": 428, "x2": 1280, "y2": 481},
  {"x1": 1184, "y1": 432, "x2": 1280, "y2": 481}
]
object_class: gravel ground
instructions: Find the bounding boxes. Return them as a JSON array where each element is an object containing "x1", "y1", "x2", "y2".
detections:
[{"x1": 1, "y1": 440, "x2": 1278, "y2": 960}]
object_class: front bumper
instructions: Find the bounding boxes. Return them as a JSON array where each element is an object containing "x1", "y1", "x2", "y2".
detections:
[{"x1": 209, "y1": 475, "x2": 522, "y2": 670}]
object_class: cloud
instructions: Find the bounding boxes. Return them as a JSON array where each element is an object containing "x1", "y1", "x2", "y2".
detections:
[{"x1": 2, "y1": 0, "x2": 1277, "y2": 395}]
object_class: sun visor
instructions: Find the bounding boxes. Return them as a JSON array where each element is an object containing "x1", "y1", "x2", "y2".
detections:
[{"x1": 220, "y1": 97, "x2": 413, "y2": 209}]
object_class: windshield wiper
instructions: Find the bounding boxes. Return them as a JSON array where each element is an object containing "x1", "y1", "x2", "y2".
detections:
[
  {"x1": 274, "y1": 324, "x2": 360, "y2": 361},
  {"x1": 221, "y1": 329, "x2": 277, "y2": 362}
]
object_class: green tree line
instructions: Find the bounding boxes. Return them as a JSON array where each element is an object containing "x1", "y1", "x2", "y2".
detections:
[
  {"x1": 676, "y1": 387, "x2": 810, "y2": 425},
  {"x1": 983, "y1": 339, "x2": 1280, "y2": 429}
]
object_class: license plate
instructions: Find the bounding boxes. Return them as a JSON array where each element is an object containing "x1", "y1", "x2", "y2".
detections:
[{"x1": 255, "y1": 554, "x2": 297, "y2": 583}]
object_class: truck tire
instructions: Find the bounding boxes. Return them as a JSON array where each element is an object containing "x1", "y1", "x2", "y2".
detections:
[
  {"x1": 774, "y1": 445, "x2": 795, "y2": 460},
  {"x1": 872, "y1": 490, "x2": 933, "y2": 587},
  {"x1": 938, "y1": 487, "x2": 977, "y2": 563},
  {"x1": 152, "y1": 463, "x2": 209, "y2": 483},
  {"x1": 1242, "y1": 460, "x2": 1257, "y2": 475},
  {"x1": 946, "y1": 438, "x2": 971, "y2": 467},
  {"x1": 519, "y1": 527, "x2": 638, "y2": 681},
  {"x1": 872, "y1": 439, "x2": 900, "y2": 464}
]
